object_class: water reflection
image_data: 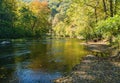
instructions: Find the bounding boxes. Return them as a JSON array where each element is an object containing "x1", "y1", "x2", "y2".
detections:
[
  {"x1": 13, "y1": 69, "x2": 61, "y2": 83},
  {"x1": 0, "y1": 39, "x2": 89, "y2": 83}
]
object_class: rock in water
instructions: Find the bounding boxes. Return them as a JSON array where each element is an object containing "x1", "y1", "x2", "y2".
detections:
[{"x1": 1, "y1": 41, "x2": 11, "y2": 45}]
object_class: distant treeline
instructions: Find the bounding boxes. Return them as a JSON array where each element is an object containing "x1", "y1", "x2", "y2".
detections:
[{"x1": 1, "y1": 0, "x2": 120, "y2": 44}]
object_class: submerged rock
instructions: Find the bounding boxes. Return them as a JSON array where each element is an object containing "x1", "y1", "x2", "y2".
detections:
[{"x1": 0, "y1": 41, "x2": 11, "y2": 45}]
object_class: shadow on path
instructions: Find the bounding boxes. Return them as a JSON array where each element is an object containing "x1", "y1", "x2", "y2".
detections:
[{"x1": 54, "y1": 55, "x2": 120, "y2": 83}]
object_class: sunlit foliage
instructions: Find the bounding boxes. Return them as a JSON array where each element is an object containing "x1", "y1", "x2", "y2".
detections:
[
  {"x1": 0, "y1": 0, "x2": 51, "y2": 38},
  {"x1": 1, "y1": 0, "x2": 120, "y2": 41}
]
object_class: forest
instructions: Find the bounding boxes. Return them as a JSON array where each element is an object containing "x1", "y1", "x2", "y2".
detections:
[
  {"x1": 0, "y1": 0, "x2": 50, "y2": 38},
  {"x1": 0, "y1": 0, "x2": 120, "y2": 44},
  {"x1": 0, "y1": 0, "x2": 120, "y2": 83}
]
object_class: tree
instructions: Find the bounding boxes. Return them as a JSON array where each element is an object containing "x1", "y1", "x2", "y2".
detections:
[
  {"x1": 109, "y1": 0, "x2": 113, "y2": 17},
  {"x1": 84, "y1": 0, "x2": 99, "y2": 23},
  {"x1": 102, "y1": 0, "x2": 108, "y2": 19},
  {"x1": 0, "y1": 0, "x2": 18, "y2": 38},
  {"x1": 29, "y1": 0, "x2": 51, "y2": 37},
  {"x1": 0, "y1": 0, "x2": 51, "y2": 38}
]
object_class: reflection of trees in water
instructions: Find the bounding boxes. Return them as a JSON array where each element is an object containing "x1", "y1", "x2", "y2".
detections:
[
  {"x1": 28, "y1": 41, "x2": 64, "y2": 72},
  {"x1": 0, "y1": 44, "x2": 15, "y2": 83},
  {"x1": 28, "y1": 39, "x2": 89, "y2": 74},
  {"x1": 0, "y1": 39, "x2": 91, "y2": 83},
  {"x1": 0, "y1": 67, "x2": 15, "y2": 83},
  {"x1": 0, "y1": 41, "x2": 30, "y2": 83}
]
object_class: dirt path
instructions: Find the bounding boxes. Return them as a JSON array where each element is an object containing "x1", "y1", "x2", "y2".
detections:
[
  {"x1": 80, "y1": 41, "x2": 110, "y2": 52},
  {"x1": 54, "y1": 55, "x2": 120, "y2": 83}
]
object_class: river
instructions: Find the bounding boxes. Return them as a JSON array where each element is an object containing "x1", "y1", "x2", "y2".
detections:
[{"x1": 0, "y1": 38, "x2": 89, "y2": 83}]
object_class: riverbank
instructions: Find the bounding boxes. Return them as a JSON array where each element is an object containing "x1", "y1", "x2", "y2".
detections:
[
  {"x1": 54, "y1": 42, "x2": 120, "y2": 83},
  {"x1": 54, "y1": 55, "x2": 120, "y2": 83},
  {"x1": 80, "y1": 41, "x2": 110, "y2": 52}
]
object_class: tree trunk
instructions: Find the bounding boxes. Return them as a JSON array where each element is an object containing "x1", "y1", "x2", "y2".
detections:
[
  {"x1": 109, "y1": 35, "x2": 112, "y2": 44},
  {"x1": 109, "y1": 0, "x2": 113, "y2": 17},
  {"x1": 95, "y1": 8, "x2": 98, "y2": 23},
  {"x1": 31, "y1": 21, "x2": 36, "y2": 31},
  {"x1": 114, "y1": 0, "x2": 117, "y2": 15},
  {"x1": 102, "y1": 0, "x2": 107, "y2": 19}
]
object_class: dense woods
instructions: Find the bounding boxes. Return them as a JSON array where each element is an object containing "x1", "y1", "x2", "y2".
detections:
[
  {"x1": 0, "y1": 0, "x2": 120, "y2": 44},
  {"x1": 50, "y1": 0, "x2": 120, "y2": 43},
  {"x1": 0, "y1": 0, "x2": 50, "y2": 38}
]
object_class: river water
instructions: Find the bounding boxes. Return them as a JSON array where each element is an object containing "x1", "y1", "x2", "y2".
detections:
[{"x1": 0, "y1": 39, "x2": 89, "y2": 83}]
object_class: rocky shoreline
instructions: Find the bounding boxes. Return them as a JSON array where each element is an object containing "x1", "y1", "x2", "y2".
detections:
[{"x1": 54, "y1": 55, "x2": 120, "y2": 83}]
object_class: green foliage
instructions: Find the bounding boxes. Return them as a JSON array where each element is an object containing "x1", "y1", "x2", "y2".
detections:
[
  {"x1": 49, "y1": 0, "x2": 120, "y2": 44},
  {"x1": 95, "y1": 15, "x2": 120, "y2": 39},
  {"x1": 1, "y1": 0, "x2": 120, "y2": 41},
  {"x1": 50, "y1": 0, "x2": 106, "y2": 38},
  {"x1": 0, "y1": 0, "x2": 51, "y2": 39}
]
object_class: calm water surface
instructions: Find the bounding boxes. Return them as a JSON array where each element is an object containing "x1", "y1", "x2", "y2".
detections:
[{"x1": 0, "y1": 39, "x2": 89, "y2": 83}]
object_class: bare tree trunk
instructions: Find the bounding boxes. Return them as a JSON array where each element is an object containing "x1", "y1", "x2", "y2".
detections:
[
  {"x1": 31, "y1": 21, "x2": 36, "y2": 31},
  {"x1": 109, "y1": 36, "x2": 112, "y2": 44},
  {"x1": 109, "y1": 0, "x2": 113, "y2": 17},
  {"x1": 102, "y1": 0, "x2": 107, "y2": 19},
  {"x1": 114, "y1": 0, "x2": 117, "y2": 15},
  {"x1": 84, "y1": 0, "x2": 99, "y2": 23},
  {"x1": 94, "y1": 8, "x2": 98, "y2": 23}
]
